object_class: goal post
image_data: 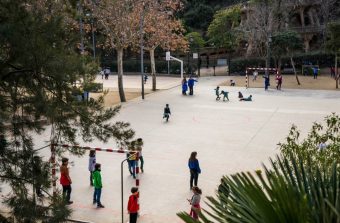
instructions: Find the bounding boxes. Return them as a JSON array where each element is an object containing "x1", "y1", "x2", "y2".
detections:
[{"x1": 245, "y1": 67, "x2": 278, "y2": 88}]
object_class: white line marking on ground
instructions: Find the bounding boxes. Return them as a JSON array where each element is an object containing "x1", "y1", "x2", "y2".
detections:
[{"x1": 193, "y1": 105, "x2": 330, "y2": 115}]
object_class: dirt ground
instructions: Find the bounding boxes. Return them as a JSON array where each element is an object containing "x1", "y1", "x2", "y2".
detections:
[
  {"x1": 90, "y1": 89, "x2": 152, "y2": 107},
  {"x1": 220, "y1": 74, "x2": 340, "y2": 91}
]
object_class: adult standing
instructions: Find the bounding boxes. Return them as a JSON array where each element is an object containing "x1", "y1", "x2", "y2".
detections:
[
  {"x1": 60, "y1": 157, "x2": 73, "y2": 204},
  {"x1": 128, "y1": 187, "x2": 139, "y2": 223},
  {"x1": 188, "y1": 151, "x2": 201, "y2": 189},
  {"x1": 188, "y1": 76, "x2": 198, "y2": 95},
  {"x1": 276, "y1": 73, "x2": 282, "y2": 90},
  {"x1": 182, "y1": 77, "x2": 188, "y2": 95},
  {"x1": 188, "y1": 186, "x2": 202, "y2": 220},
  {"x1": 88, "y1": 149, "x2": 96, "y2": 186}
]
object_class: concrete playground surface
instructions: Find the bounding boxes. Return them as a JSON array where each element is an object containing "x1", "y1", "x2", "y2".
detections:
[{"x1": 30, "y1": 76, "x2": 340, "y2": 223}]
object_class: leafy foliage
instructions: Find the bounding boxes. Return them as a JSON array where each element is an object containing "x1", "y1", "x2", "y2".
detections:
[
  {"x1": 278, "y1": 113, "x2": 340, "y2": 172},
  {"x1": 271, "y1": 31, "x2": 303, "y2": 57},
  {"x1": 182, "y1": 2, "x2": 215, "y2": 31},
  {"x1": 0, "y1": 0, "x2": 134, "y2": 221},
  {"x1": 186, "y1": 32, "x2": 205, "y2": 49},
  {"x1": 207, "y1": 6, "x2": 241, "y2": 49}
]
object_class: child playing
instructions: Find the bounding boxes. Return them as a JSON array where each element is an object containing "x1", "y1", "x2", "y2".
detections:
[
  {"x1": 214, "y1": 86, "x2": 220, "y2": 100},
  {"x1": 127, "y1": 141, "x2": 137, "y2": 178},
  {"x1": 136, "y1": 138, "x2": 144, "y2": 173},
  {"x1": 92, "y1": 163, "x2": 105, "y2": 208},
  {"x1": 240, "y1": 95, "x2": 252, "y2": 101},
  {"x1": 230, "y1": 80, "x2": 236, "y2": 86},
  {"x1": 144, "y1": 74, "x2": 148, "y2": 84},
  {"x1": 128, "y1": 187, "x2": 140, "y2": 223},
  {"x1": 220, "y1": 90, "x2": 229, "y2": 101},
  {"x1": 60, "y1": 157, "x2": 73, "y2": 204},
  {"x1": 187, "y1": 186, "x2": 202, "y2": 220},
  {"x1": 88, "y1": 149, "x2": 96, "y2": 186},
  {"x1": 238, "y1": 91, "x2": 244, "y2": 99},
  {"x1": 163, "y1": 104, "x2": 171, "y2": 122}
]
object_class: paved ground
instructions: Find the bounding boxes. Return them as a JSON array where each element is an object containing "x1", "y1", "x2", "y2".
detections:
[{"x1": 22, "y1": 76, "x2": 340, "y2": 222}]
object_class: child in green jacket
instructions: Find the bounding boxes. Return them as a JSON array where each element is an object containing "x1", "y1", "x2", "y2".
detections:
[{"x1": 93, "y1": 163, "x2": 104, "y2": 208}]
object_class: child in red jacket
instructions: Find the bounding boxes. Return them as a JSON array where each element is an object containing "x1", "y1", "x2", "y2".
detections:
[{"x1": 128, "y1": 187, "x2": 139, "y2": 223}]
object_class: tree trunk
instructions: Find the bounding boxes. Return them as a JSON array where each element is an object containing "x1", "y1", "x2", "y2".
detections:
[
  {"x1": 117, "y1": 48, "x2": 126, "y2": 102},
  {"x1": 150, "y1": 48, "x2": 157, "y2": 91},
  {"x1": 290, "y1": 57, "x2": 301, "y2": 85},
  {"x1": 335, "y1": 54, "x2": 339, "y2": 89},
  {"x1": 299, "y1": 8, "x2": 305, "y2": 27}
]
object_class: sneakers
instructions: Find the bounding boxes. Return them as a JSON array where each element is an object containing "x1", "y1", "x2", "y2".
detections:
[
  {"x1": 66, "y1": 201, "x2": 73, "y2": 205},
  {"x1": 97, "y1": 203, "x2": 105, "y2": 208}
]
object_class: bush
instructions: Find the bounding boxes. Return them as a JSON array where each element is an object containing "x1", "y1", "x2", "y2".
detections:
[{"x1": 84, "y1": 83, "x2": 103, "y2": 92}]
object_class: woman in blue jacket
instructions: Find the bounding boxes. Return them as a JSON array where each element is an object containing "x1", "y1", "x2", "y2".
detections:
[{"x1": 188, "y1": 151, "x2": 201, "y2": 189}]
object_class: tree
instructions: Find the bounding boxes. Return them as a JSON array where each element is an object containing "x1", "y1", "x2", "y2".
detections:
[
  {"x1": 271, "y1": 31, "x2": 302, "y2": 85},
  {"x1": 132, "y1": 0, "x2": 187, "y2": 91},
  {"x1": 177, "y1": 114, "x2": 340, "y2": 223},
  {"x1": 185, "y1": 32, "x2": 205, "y2": 49},
  {"x1": 240, "y1": 0, "x2": 277, "y2": 58},
  {"x1": 278, "y1": 113, "x2": 340, "y2": 172},
  {"x1": 325, "y1": 22, "x2": 340, "y2": 89},
  {"x1": 185, "y1": 32, "x2": 205, "y2": 74},
  {"x1": 88, "y1": 0, "x2": 138, "y2": 102},
  {"x1": 207, "y1": 5, "x2": 241, "y2": 50},
  {"x1": 182, "y1": 1, "x2": 215, "y2": 31},
  {"x1": 0, "y1": 0, "x2": 134, "y2": 221}
]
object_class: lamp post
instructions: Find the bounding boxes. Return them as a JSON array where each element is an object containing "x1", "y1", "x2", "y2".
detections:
[
  {"x1": 197, "y1": 47, "x2": 200, "y2": 77},
  {"x1": 188, "y1": 36, "x2": 194, "y2": 75},
  {"x1": 86, "y1": 13, "x2": 96, "y2": 59},
  {"x1": 140, "y1": 2, "x2": 145, "y2": 100},
  {"x1": 77, "y1": 2, "x2": 85, "y2": 56}
]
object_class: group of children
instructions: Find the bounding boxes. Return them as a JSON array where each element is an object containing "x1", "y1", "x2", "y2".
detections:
[
  {"x1": 59, "y1": 140, "x2": 144, "y2": 222},
  {"x1": 214, "y1": 86, "x2": 252, "y2": 102}
]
